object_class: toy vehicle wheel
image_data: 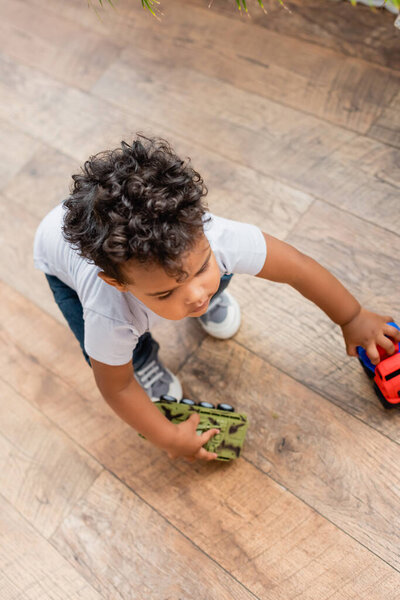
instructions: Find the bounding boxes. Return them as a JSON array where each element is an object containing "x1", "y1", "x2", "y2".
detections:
[
  {"x1": 217, "y1": 403, "x2": 235, "y2": 412},
  {"x1": 373, "y1": 382, "x2": 397, "y2": 410},
  {"x1": 160, "y1": 394, "x2": 177, "y2": 403},
  {"x1": 181, "y1": 398, "x2": 196, "y2": 406},
  {"x1": 198, "y1": 401, "x2": 215, "y2": 409},
  {"x1": 358, "y1": 357, "x2": 374, "y2": 379}
]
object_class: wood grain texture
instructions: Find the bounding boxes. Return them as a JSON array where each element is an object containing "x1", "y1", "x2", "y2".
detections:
[
  {"x1": 0, "y1": 496, "x2": 102, "y2": 599},
  {"x1": 51, "y1": 471, "x2": 258, "y2": 600},
  {"x1": 368, "y1": 89, "x2": 400, "y2": 148},
  {"x1": 93, "y1": 54, "x2": 400, "y2": 234},
  {"x1": 0, "y1": 118, "x2": 42, "y2": 190},
  {"x1": 190, "y1": 0, "x2": 400, "y2": 70},
  {"x1": 0, "y1": 377, "x2": 102, "y2": 538},
  {"x1": 91, "y1": 0, "x2": 400, "y2": 136},
  {"x1": 2, "y1": 284, "x2": 400, "y2": 598},
  {"x1": 0, "y1": 192, "x2": 61, "y2": 322},
  {"x1": 180, "y1": 336, "x2": 400, "y2": 570},
  {"x1": 0, "y1": 0, "x2": 122, "y2": 91},
  {"x1": 2, "y1": 146, "x2": 79, "y2": 220},
  {"x1": 1, "y1": 0, "x2": 399, "y2": 594}
]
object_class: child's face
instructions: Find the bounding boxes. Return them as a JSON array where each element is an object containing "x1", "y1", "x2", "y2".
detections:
[{"x1": 99, "y1": 235, "x2": 222, "y2": 320}]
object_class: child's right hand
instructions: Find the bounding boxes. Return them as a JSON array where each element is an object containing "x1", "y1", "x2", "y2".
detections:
[{"x1": 165, "y1": 413, "x2": 220, "y2": 462}]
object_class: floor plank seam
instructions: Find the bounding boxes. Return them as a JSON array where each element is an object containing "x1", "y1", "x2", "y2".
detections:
[
  {"x1": 243, "y1": 456, "x2": 400, "y2": 574},
  {"x1": 0, "y1": 366, "x2": 113, "y2": 471},
  {"x1": 0, "y1": 489, "x2": 109, "y2": 600},
  {"x1": 175, "y1": 334, "x2": 207, "y2": 375},
  {"x1": 282, "y1": 197, "x2": 317, "y2": 241},
  {"x1": 312, "y1": 196, "x2": 400, "y2": 237},
  {"x1": 88, "y1": 47, "x2": 400, "y2": 150},
  {"x1": 48, "y1": 469, "x2": 105, "y2": 541},
  {"x1": 76, "y1": 467, "x2": 263, "y2": 600}
]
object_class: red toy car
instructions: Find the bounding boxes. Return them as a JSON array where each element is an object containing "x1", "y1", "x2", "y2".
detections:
[{"x1": 357, "y1": 321, "x2": 400, "y2": 409}]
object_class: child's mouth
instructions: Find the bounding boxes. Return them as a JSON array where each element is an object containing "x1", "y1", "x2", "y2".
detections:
[{"x1": 189, "y1": 297, "x2": 210, "y2": 314}]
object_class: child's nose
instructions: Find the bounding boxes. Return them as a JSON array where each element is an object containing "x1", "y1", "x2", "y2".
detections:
[{"x1": 185, "y1": 285, "x2": 205, "y2": 305}]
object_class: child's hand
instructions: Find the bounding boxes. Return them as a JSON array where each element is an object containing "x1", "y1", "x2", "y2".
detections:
[
  {"x1": 341, "y1": 307, "x2": 400, "y2": 365},
  {"x1": 165, "y1": 413, "x2": 220, "y2": 462}
]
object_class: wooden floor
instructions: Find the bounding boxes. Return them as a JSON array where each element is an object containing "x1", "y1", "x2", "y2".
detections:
[{"x1": 1, "y1": 0, "x2": 400, "y2": 597}]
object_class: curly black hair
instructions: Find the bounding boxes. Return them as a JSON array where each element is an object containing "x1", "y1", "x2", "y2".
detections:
[{"x1": 62, "y1": 135, "x2": 209, "y2": 283}]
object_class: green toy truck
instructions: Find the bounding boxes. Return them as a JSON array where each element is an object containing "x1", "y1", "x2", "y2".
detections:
[{"x1": 153, "y1": 395, "x2": 249, "y2": 461}]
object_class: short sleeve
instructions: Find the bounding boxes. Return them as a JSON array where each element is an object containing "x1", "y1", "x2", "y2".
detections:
[
  {"x1": 84, "y1": 309, "x2": 139, "y2": 366},
  {"x1": 204, "y1": 213, "x2": 267, "y2": 276}
]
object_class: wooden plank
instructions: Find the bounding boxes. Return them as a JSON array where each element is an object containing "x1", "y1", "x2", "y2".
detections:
[
  {"x1": 179, "y1": 336, "x2": 400, "y2": 571},
  {"x1": 92, "y1": 54, "x2": 400, "y2": 234},
  {"x1": 223, "y1": 200, "x2": 400, "y2": 439},
  {"x1": 189, "y1": 0, "x2": 400, "y2": 71},
  {"x1": 293, "y1": 135, "x2": 400, "y2": 231},
  {"x1": 368, "y1": 90, "x2": 400, "y2": 148},
  {"x1": 0, "y1": 378, "x2": 102, "y2": 538},
  {"x1": 0, "y1": 0, "x2": 121, "y2": 91},
  {"x1": 0, "y1": 495, "x2": 102, "y2": 599},
  {"x1": 29, "y1": 0, "x2": 400, "y2": 136},
  {"x1": 2, "y1": 147, "x2": 79, "y2": 220},
  {"x1": 29, "y1": 0, "x2": 115, "y2": 36},
  {"x1": 99, "y1": 0, "x2": 400, "y2": 136},
  {"x1": 1, "y1": 49, "x2": 398, "y2": 236},
  {"x1": 0, "y1": 118, "x2": 42, "y2": 190},
  {"x1": 0, "y1": 52, "x2": 136, "y2": 164},
  {"x1": 51, "y1": 471, "x2": 258, "y2": 600},
  {"x1": 0, "y1": 191, "x2": 62, "y2": 322},
  {"x1": 3, "y1": 282, "x2": 400, "y2": 597},
  {"x1": 192, "y1": 151, "x2": 314, "y2": 239}
]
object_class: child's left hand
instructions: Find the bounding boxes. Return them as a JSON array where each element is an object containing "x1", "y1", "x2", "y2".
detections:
[{"x1": 341, "y1": 308, "x2": 400, "y2": 365}]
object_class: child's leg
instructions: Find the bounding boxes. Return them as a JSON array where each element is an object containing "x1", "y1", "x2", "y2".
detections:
[
  {"x1": 132, "y1": 332, "x2": 157, "y2": 370},
  {"x1": 45, "y1": 274, "x2": 91, "y2": 365}
]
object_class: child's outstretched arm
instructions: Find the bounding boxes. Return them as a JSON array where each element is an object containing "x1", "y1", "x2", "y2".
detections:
[
  {"x1": 256, "y1": 234, "x2": 400, "y2": 365},
  {"x1": 90, "y1": 358, "x2": 219, "y2": 461}
]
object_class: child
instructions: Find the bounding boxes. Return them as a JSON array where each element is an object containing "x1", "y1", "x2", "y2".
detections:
[{"x1": 34, "y1": 135, "x2": 400, "y2": 462}]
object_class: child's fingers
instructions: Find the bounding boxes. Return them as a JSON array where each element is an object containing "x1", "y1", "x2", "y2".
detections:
[
  {"x1": 200, "y1": 428, "x2": 220, "y2": 445},
  {"x1": 383, "y1": 315, "x2": 394, "y2": 323},
  {"x1": 187, "y1": 413, "x2": 200, "y2": 429},
  {"x1": 377, "y1": 334, "x2": 396, "y2": 356},
  {"x1": 194, "y1": 447, "x2": 218, "y2": 461},
  {"x1": 346, "y1": 344, "x2": 357, "y2": 357},
  {"x1": 366, "y1": 343, "x2": 380, "y2": 365},
  {"x1": 383, "y1": 323, "x2": 400, "y2": 342}
]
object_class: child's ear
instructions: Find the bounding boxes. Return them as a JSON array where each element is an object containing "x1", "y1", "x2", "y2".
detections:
[{"x1": 98, "y1": 272, "x2": 127, "y2": 292}]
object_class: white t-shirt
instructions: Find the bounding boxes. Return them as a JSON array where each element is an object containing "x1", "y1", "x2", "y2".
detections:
[{"x1": 34, "y1": 204, "x2": 267, "y2": 365}]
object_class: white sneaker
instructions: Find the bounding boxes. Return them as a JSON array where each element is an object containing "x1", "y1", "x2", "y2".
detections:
[
  {"x1": 134, "y1": 344, "x2": 182, "y2": 402},
  {"x1": 198, "y1": 291, "x2": 241, "y2": 339}
]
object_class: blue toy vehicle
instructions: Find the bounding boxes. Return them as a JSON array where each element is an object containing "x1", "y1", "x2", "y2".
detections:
[{"x1": 357, "y1": 321, "x2": 400, "y2": 409}]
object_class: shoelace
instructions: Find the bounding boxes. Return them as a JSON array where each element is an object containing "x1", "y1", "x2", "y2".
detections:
[{"x1": 136, "y1": 359, "x2": 164, "y2": 389}]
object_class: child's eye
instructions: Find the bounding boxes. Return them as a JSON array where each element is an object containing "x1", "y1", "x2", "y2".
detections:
[
  {"x1": 158, "y1": 291, "x2": 173, "y2": 301},
  {"x1": 198, "y1": 261, "x2": 209, "y2": 274}
]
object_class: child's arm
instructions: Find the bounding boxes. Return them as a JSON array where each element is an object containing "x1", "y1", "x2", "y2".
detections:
[
  {"x1": 90, "y1": 358, "x2": 219, "y2": 461},
  {"x1": 257, "y1": 234, "x2": 400, "y2": 365}
]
